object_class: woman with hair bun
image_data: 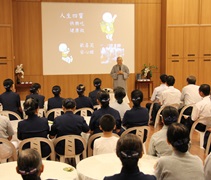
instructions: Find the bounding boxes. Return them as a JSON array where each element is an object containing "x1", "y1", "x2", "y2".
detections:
[
  {"x1": 17, "y1": 98, "x2": 50, "y2": 157},
  {"x1": 49, "y1": 98, "x2": 89, "y2": 155},
  {"x1": 155, "y1": 123, "x2": 204, "y2": 180},
  {"x1": 148, "y1": 106, "x2": 179, "y2": 157},
  {"x1": 89, "y1": 78, "x2": 102, "y2": 106},
  {"x1": 25, "y1": 83, "x2": 45, "y2": 108},
  {"x1": 75, "y1": 84, "x2": 94, "y2": 115},
  {"x1": 0, "y1": 78, "x2": 23, "y2": 119},
  {"x1": 122, "y1": 89, "x2": 148, "y2": 128},
  {"x1": 89, "y1": 90, "x2": 121, "y2": 135},
  {"x1": 104, "y1": 134, "x2": 156, "y2": 180},
  {"x1": 47, "y1": 85, "x2": 64, "y2": 121}
]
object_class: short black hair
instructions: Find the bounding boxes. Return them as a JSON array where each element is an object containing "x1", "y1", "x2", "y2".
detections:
[
  {"x1": 114, "y1": 86, "x2": 126, "y2": 104},
  {"x1": 99, "y1": 114, "x2": 116, "y2": 132},
  {"x1": 166, "y1": 75, "x2": 175, "y2": 86},
  {"x1": 199, "y1": 84, "x2": 210, "y2": 96},
  {"x1": 160, "y1": 74, "x2": 167, "y2": 83}
]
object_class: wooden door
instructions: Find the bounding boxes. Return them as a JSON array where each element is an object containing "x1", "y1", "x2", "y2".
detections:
[{"x1": 167, "y1": 27, "x2": 184, "y2": 59}]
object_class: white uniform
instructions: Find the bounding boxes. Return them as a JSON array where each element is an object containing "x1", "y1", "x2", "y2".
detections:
[{"x1": 151, "y1": 84, "x2": 168, "y2": 102}]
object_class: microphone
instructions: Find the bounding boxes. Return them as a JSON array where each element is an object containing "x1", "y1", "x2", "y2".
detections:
[{"x1": 119, "y1": 66, "x2": 121, "y2": 71}]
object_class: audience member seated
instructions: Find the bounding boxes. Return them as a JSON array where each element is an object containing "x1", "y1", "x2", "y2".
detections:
[
  {"x1": 89, "y1": 90, "x2": 121, "y2": 135},
  {"x1": 146, "y1": 74, "x2": 168, "y2": 123},
  {"x1": 104, "y1": 134, "x2": 156, "y2": 180},
  {"x1": 26, "y1": 83, "x2": 45, "y2": 109},
  {"x1": 154, "y1": 123, "x2": 204, "y2": 180},
  {"x1": 110, "y1": 86, "x2": 130, "y2": 120},
  {"x1": 75, "y1": 84, "x2": 94, "y2": 116},
  {"x1": 204, "y1": 152, "x2": 211, "y2": 180},
  {"x1": 0, "y1": 78, "x2": 23, "y2": 119},
  {"x1": 151, "y1": 75, "x2": 181, "y2": 125},
  {"x1": 47, "y1": 85, "x2": 64, "y2": 121},
  {"x1": 93, "y1": 114, "x2": 119, "y2": 155},
  {"x1": 122, "y1": 89, "x2": 149, "y2": 129},
  {"x1": 0, "y1": 114, "x2": 16, "y2": 162},
  {"x1": 191, "y1": 84, "x2": 211, "y2": 132},
  {"x1": 17, "y1": 98, "x2": 50, "y2": 157},
  {"x1": 180, "y1": 76, "x2": 201, "y2": 127},
  {"x1": 16, "y1": 149, "x2": 44, "y2": 180},
  {"x1": 148, "y1": 106, "x2": 179, "y2": 157},
  {"x1": 89, "y1": 78, "x2": 102, "y2": 106},
  {"x1": 49, "y1": 98, "x2": 89, "y2": 155}
]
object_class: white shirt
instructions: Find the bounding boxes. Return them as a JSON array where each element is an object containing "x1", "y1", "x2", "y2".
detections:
[
  {"x1": 110, "y1": 101, "x2": 131, "y2": 119},
  {"x1": 204, "y1": 153, "x2": 211, "y2": 180},
  {"x1": 181, "y1": 84, "x2": 201, "y2": 106},
  {"x1": 191, "y1": 96, "x2": 211, "y2": 125},
  {"x1": 148, "y1": 125, "x2": 173, "y2": 157},
  {"x1": 150, "y1": 84, "x2": 168, "y2": 102},
  {"x1": 93, "y1": 136, "x2": 119, "y2": 155},
  {"x1": 159, "y1": 86, "x2": 181, "y2": 108}
]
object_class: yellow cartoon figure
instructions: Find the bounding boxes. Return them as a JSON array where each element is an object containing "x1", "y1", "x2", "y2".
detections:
[
  {"x1": 100, "y1": 12, "x2": 117, "y2": 41},
  {"x1": 59, "y1": 43, "x2": 73, "y2": 64}
]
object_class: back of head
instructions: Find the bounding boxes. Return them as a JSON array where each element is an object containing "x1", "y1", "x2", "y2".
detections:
[
  {"x1": 24, "y1": 98, "x2": 39, "y2": 116},
  {"x1": 99, "y1": 114, "x2": 116, "y2": 132},
  {"x1": 114, "y1": 86, "x2": 126, "y2": 104},
  {"x1": 76, "y1": 84, "x2": 85, "y2": 96},
  {"x1": 131, "y1": 89, "x2": 143, "y2": 107},
  {"x1": 162, "y1": 106, "x2": 179, "y2": 126},
  {"x1": 30, "y1": 83, "x2": 41, "y2": 94},
  {"x1": 116, "y1": 134, "x2": 143, "y2": 169},
  {"x1": 160, "y1": 74, "x2": 167, "y2": 83},
  {"x1": 97, "y1": 90, "x2": 110, "y2": 108},
  {"x1": 17, "y1": 149, "x2": 42, "y2": 180},
  {"x1": 167, "y1": 123, "x2": 190, "y2": 153},
  {"x1": 52, "y1": 85, "x2": 61, "y2": 96},
  {"x1": 186, "y1": 75, "x2": 196, "y2": 84},
  {"x1": 3, "y1": 78, "x2": 13, "y2": 91},
  {"x1": 199, "y1": 84, "x2": 210, "y2": 96},
  {"x1": 62, "y1": 98, "x2": 76, "y2": 109},
  {"x1": 93, "y1": 78, "x2": 102, "y2": 89},
  {"x1": 166, "y1": 75, "x2": 175, "y2": 86}
]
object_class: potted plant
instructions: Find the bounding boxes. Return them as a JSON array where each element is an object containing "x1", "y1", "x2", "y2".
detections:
[
  {"x1": 15, "y1": 64, "x2": 24, "y2": 84},
  {"x1": 141, "y1": 64, "x2": 157, "y2": 79}
]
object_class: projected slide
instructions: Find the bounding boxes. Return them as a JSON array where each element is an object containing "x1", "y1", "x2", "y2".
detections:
[{"x1": 42, "y1": 2, "x2": 134, "y2": 75}]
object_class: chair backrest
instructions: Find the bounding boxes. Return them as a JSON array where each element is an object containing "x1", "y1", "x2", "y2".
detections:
[
  {"x1": 38, "y1": 108, "x2": 46, "y2": 117},
  {"x1": 46, "y1": 108, "x2": 64, "y2": 120},
  {"x1": 177, "y1": 104, "x2": 194, "y2": 123},
  {"x1": 19, "y1": 137, "x2": 55, "y2": 160},
  {"x1": 87, "y1": 133, "x2": 119, "y2": 157},
  {"x1": 53, "y1": 135, "x2": 87, "y2": 164},
  {"x1": 205, "y1": 131, "x2": 211, "y2": 156},
  {"x1": 121, "y1": 126, "x2": 149, "y2": 154},
  {"x1": 93, "y1": 105, "x2": 100, "y2": 111},
  {"x1": 0, "y1": 138, "x2": 17, "y2": 162},
  {"x1": 74, "y1": 107, "x2": 94, "y2": 117},
  {"x1": 0, "y1": 111, "x2": 21, "y2": 120}
]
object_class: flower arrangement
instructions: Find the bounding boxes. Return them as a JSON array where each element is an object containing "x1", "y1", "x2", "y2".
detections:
[
  {"x1": 15, "y1": 64, "x2": 24, "y2": 78},
  {"x1": 141, "y1": 64, "x2": 157, "y2": 79}
]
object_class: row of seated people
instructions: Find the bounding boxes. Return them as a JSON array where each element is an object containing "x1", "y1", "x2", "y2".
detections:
[
  {"x1": 147, "y1": 74, "x2": 211, "y2": 150},
  {"x1": 3, "y1": 122, "x2": 210, "y2": 180}
]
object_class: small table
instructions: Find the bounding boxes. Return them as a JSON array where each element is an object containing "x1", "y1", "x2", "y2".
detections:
[
  {"x1": 0, "y1": 160, "x2": 78, "y2": 180},
  {"x1": 135, "y1": 80, "x2": 153, "y2": 100},
  {"x1": 76, "y1": 153, "x2": 158, "y2": 180}
]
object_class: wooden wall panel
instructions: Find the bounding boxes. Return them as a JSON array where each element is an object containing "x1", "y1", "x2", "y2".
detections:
[
  {"x1": 13, "y1": 0, "x2": 161, "y2": 100},
  {"x1": 0, "y1": 0, "x2": 12, "y2": 24}
]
